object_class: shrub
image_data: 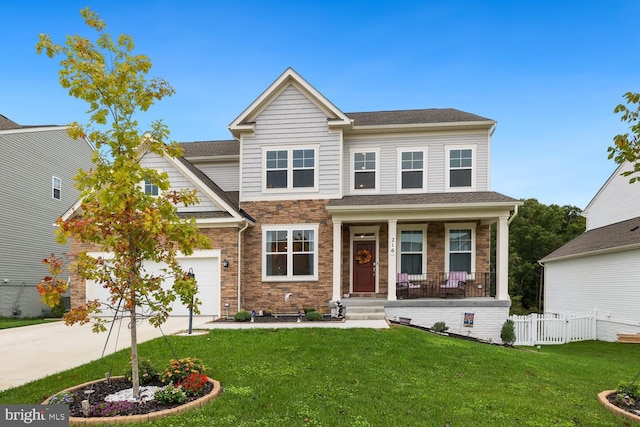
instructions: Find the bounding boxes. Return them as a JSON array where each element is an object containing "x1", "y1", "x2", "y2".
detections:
[
  {"x1": 305, "y1": 310, "x2": 324, "y2": 321},
  {"x1": 501, "y1": 319, "x2": 516, "y2": 345},
  {"x1": 125, "y1": 358, "x2": 159, "y2": 385},
  {"x1": 162, "y1": 357, "x2": 207, "y2": 385},
  {"x1": 432, "y1": 321, "x2": 449, "y2": 333},
  {"x1": 50, "y1": 301, "x2": 66, "y2": 318},
  {"x1": 303, "y1": 308, "x2": 315, "y2": 314},
  {"x1": 154, "y1": 384, "x2": 187, "y2": 404},
  {"x1": 176, "y1": 372, "x2": 209, "y2": 396},
  {"x1": 234, "y1": 310, "x2": 252, "y2": 322}
]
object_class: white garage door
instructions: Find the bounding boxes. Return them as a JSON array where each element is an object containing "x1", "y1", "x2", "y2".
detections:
[{"x1": 86, "y1": 250, "x2": 221, "y2": 317}]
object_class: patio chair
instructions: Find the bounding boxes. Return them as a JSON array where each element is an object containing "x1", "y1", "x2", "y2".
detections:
[
  {"x1": 440, "y1": 271, "x2": 467, "y2": 298},
  {"x1": 397, "y1": 273, "x2": 421, "y2": 299}
]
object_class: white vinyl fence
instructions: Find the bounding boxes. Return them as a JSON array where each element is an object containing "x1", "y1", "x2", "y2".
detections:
[{"x1": 509, "y1": 312, "x2": 596, "y2": 346}]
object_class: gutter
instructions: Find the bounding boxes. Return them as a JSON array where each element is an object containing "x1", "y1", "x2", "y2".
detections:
[{"x1": 237, "y1": 221, "x2": 250, "y2": 312}]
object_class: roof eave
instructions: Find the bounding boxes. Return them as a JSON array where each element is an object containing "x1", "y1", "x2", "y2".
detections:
[{"x1": 540, "y1": 242, "x2": 640, "y2": 264}]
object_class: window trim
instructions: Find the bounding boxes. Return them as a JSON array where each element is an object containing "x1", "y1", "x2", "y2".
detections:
[
  {"x1": 397, "y1": 224, "x2": 428, "y2": 278},
  {"x1": 444, "y1": 223, "x2": 476, "y2": 276},
  {"x1": 445, "y1": 145, "x2": 476, "y2": 191},
  {"x1": 52, "y1": 176, "x2": 61, "y2": 200},
  {"x1": 397, "y1": 148, "x2": 427, "y2": 193},
  {"x1": 262, "y1": 224, "x2": 319, "y2": 281},
  {"x1": 350, "y1": 148, "x2": 380, "y2": 194},
  {"x1": 262, "y1": 146, "x2": 319, "y2": 193}
]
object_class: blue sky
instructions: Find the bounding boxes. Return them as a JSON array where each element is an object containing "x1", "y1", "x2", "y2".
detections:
[{"x1": 2, "y1": 1, "x2": 639, "y2": 208}]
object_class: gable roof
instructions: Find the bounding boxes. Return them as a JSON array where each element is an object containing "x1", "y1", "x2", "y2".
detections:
[
  {"x1": 0, "y1": 114, "x2": 21, "y2": 130},
  {"x1": 540, "y1": 216, "x2": 640, "y2": 262},
  {"x1": 228, "y1": 67, "x2": 351, "y2": 137}
]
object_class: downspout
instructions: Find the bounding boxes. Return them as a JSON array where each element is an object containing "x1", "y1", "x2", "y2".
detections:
[
  {"x1": 508, "y1": 203, "x2": 519, "y2": 225},
  {"x1": 237, "y1": 221, "x2": 250, "y2": 312}
]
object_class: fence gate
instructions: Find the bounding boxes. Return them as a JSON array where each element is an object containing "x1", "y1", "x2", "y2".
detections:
[{"x1": 509, "y1": 312, "x2": 596, "y2": 346}]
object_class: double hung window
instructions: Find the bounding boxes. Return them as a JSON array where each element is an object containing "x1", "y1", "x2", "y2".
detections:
[
  {"x1": 399, "y1": 229, "x2": 425, "y2": 275},
  {"x1": 264, "y1": 225, "x2": 318, "y2": 280},
  {"x1": 400, "y1": 150, "x2": 425, "y2": 190},
  {"x1": 448, "y1": 148, "x2": 473, "y2": 188},
  {"x1": 352, "y1": 150, "x2": 378, "y2": 191},
  {"x1": 265, "y1": 148, "x2": 316, "y2": 190},
  {"x1": 144, "y1": 178, "x2": 159, "y2": 196},
  {"x1": 52, "y1": 176, "x2": 61, "y2": 200},
  {"x1": 447, "y1": 226, "x2": 474, "y2": 273}
]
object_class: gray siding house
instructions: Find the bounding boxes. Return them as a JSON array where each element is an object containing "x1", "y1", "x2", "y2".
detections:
[{"x1": 0, "y1": 114, "x2": 93, "y2": 317}]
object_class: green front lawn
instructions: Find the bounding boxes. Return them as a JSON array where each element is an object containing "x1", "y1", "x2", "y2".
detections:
[
  {"x1": 0, "y1": 327, "x2": 637, "y2": 426},
  {"x1": 0, "y1": 317, "x2": 59, "y2": 330}
]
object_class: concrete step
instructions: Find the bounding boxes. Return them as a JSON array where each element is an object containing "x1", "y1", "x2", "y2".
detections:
[{"x1": 341, "y1": 298, "x2": 386, "y2": 320}]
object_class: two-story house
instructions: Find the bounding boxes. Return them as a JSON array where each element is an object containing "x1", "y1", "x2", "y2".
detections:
[
  {"x1": 0, "y1": 114, "x2": 93, "y2": 317},
  {"x1": 68, "y1": 68, "x2": 520, "y2": 341}
]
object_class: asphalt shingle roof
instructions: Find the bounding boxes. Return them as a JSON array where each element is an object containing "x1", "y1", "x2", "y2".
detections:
[
  {"x1": 327, "y1": 191, "x2": 519, "y2": 208},
  {"x1": 345, "y1": 109, "x2": 493, "y2": 126},
  {"x1": 180, "y1": 140, "x2": 238, "y2": 157},
  {"x1": 0, "y1": 114, "x2": 22, "y2": 130},
  {"x1": 541, "y1": 216, "x2": 640, "y2": 262}
]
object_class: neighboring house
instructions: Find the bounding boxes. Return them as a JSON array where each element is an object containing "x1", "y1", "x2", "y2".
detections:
[
  {"x1": 67, "y1": 68, "x2": 520, "y2": 342},
  {"x1": 540, "y1": 161, "x2": 640, "y2": 342},
  {"x1": 0, "y1": 114, "x2": 93, "y2": 317}
]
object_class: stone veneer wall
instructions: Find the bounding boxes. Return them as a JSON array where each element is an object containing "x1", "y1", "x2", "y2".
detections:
[{"x1": 239, "y1": 199, "x2": 334, "y2": 313}]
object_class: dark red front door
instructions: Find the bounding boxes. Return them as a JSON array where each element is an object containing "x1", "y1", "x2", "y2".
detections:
[{"x1": 353, "y1": 241, "x2": 376, "y2": 292}]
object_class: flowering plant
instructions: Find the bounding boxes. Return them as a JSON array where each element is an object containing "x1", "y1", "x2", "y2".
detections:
[
  {"x1": 355, "y1": 249, "x2": 372, "y2": 265},
  {"x1": 176, "y1": 372, "x2": 209, "y2": 396},
  {"x1": 161, "y1": 357, "x2": 206, "y2": 385},
  {"x1": 154, "y1": 383, "x2": 187, "y2": 404},
  {"x1": 48, "y1": 392, "x2": 74, "y2": 405},
  {"x1": 125, "y1": 358, "x2": 159, "y2": 385},
  {"x1": 90, "y1": 401, "x2": 137, "y2": 417}
]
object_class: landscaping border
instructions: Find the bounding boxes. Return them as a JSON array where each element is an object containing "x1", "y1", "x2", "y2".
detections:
[
  {"x1": 43, "y1": 376, "x2": 221, "y2": 426},
  {"x1": 598, "y1": 390, "x2": 640, "y2": 424}
]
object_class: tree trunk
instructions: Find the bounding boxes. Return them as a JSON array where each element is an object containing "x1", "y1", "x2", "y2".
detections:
[{"x1": 130, "y1": 305, "x2": 139, "y2": 398}]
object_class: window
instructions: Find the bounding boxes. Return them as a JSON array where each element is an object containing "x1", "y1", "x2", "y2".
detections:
[
  {"x1": 449, "y1": 148, "x2": 473, "y2": 188},
  {"x1": 265, "y1": 148, "x2": 316, "y2": 190},
  {"x1": 448, "y1": 228, "x2": 473, "y2": 273},
  {"x1": 400, "y1": 151, "x2": 424, "y2": 190},
  {"x1": 264, "y1": 225, "x2": 318, "y2": 280},
  {"x1": 144, "y1": 178, "x2": 159, "y2": 196},
  {"x1": 353, "y1": 151, "x2": 376, "y2": 190},
  {"x1": 52, "y1": 177, "x2": 61, "y2": 200},
  {"x1": 400, "y1": 230, "x2": 424, "y2": 275}
]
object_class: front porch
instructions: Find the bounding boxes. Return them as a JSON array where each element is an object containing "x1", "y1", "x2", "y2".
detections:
[{"x1": 395, "y1": 271, "x2": 495, "y2": 299}]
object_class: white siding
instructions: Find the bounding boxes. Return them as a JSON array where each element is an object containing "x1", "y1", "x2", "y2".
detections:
[
  {"x1": 544, "y1": 249, "x2": 640, "y2": 341},
  {"x1": 584, "y1": 162, "x2": 640, "y2": 230},
  {"x1": 240, "y1": 84, "x2": 341, "y2": 201},
  {"x1": 140, "y1": 153, "x2": 221, "y2": 212},
  {"x1": 343, "y1": 131, "x2": 489, "y2": 195}
]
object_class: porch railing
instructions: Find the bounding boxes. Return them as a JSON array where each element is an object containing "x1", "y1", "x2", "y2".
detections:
[{"x1": 395, "y1": 272, "x2": 495, "y2": 299}]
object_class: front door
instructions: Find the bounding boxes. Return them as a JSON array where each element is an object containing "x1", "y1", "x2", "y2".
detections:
[{"x1": 353, "y1": 241, "x2": 376, "y2": 292}]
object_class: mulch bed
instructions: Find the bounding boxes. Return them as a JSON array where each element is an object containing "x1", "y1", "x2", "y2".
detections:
[
  {"x1": 605, "y1": 391, "x2": 640, "y2": 416},
  {"x1": 65, "y1": 377, "x2": 213, "y2": 417},
  {"x1": 215, "y1": 314, "x2": 344, "y2": 323}
]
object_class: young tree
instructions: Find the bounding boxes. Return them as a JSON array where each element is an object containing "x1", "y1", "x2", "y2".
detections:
[
  {"x1": 608, "y1": 91, "x2": 640, "y2": 181},
  {"x1": 35, "y1": 8, "x2": 210, "y2": 398}
]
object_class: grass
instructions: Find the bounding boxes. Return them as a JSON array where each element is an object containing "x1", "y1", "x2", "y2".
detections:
[
  {"x1": 0, "y1": 317, "x2": 60, "y2": 330},
  {"x1": 0, "y1": 326, "x2": 638, "y2": 426}
]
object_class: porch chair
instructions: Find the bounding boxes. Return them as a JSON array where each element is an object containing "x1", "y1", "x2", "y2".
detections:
[
  {"x1": 440, "y1": 271, "x2": 467, "y2": 298},
  {"x1": 396, "y1": 273, "x2": 421, "y2": 299}
]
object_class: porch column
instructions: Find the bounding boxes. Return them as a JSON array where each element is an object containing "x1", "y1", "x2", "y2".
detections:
[
  {"x1": 387, "y1": 219, "x2": 397, "y2": 301},
  {"x1": 332, "y1": 219, "x2": 342, "y2": 301},
  {"x1": 496, "y1": 216, "x2": 510, "y2": 300}
]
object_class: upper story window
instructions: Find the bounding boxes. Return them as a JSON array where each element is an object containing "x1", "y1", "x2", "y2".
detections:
[
  {"x1": 263, "y1": 225, "x2": 318, "y2": 281},
  {"x1": 265, "y1": 148, "x2": 316, "y2": 191},
  {"x1": 447, "y1": 147, "x2": 475, "y2": 190},
  {"x1": 52, "y1": 176, "x2": 61, "y2": 200},
  {"x1": 352, "y1": 149, "x2": 379, "y2": 192},
  {"x1": 144, "y1": 178, "x2": 159, "y2": 196},
  {"x1": 399, "y1": 150, "x2": 425, "y2": 191}
]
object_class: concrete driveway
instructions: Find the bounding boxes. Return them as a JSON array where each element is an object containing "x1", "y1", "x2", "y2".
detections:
[{"x1": 0, "y1": 316, "x2": 389, "y2": 392}]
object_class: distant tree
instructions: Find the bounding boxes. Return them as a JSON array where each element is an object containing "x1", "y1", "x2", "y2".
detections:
[
  {"x1": 608, "y1": 91, "x2": 640, "y2": 181},
  {"x1": 35, "y1": 8, "x2": 210, "y2": 398},
  {"x1": 507, "y1": 199, "x2": 585, "y2": 313}
]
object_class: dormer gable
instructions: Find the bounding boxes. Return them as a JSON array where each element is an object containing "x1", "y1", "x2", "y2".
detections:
[{"x1": 228, "y1": 67, "x2": 351, "y2": 138}]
